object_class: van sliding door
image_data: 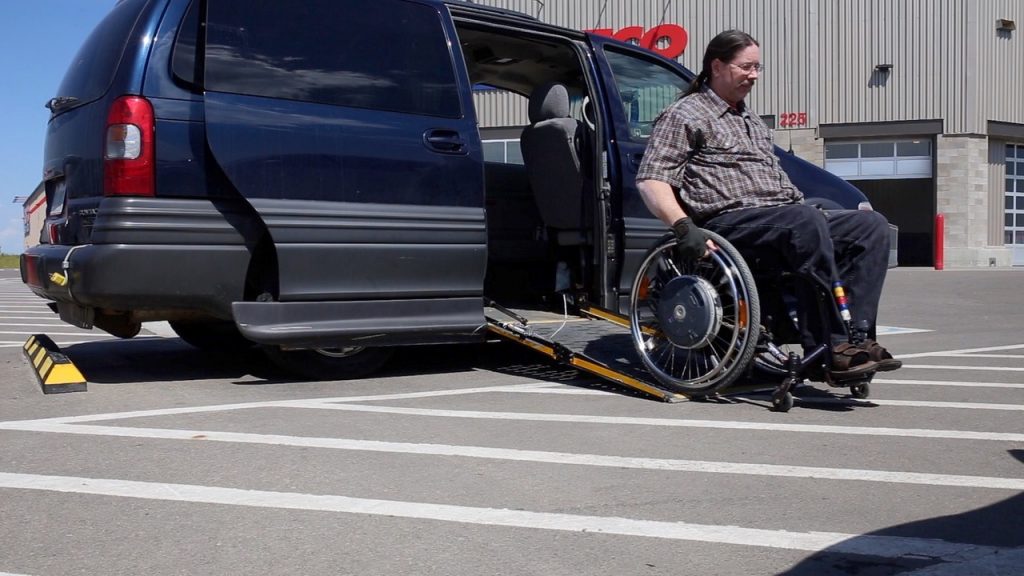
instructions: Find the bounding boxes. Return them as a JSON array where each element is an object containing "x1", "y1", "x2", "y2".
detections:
[{"x1": 201, "y1": 0, "x2": 486, "y2": 316}]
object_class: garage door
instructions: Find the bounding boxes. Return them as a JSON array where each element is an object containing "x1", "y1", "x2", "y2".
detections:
[{"x1": 825, "y1": 139, "x2": 934, "y2": 266}]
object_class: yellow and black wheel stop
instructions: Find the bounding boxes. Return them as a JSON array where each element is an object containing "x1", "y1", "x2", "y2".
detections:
[{"x1": 23, "y1": 334, "x2": 87, "y2": 394}]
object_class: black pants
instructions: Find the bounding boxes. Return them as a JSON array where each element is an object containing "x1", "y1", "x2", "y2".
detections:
[{"x1": 703, "y1": 204, "x2": 891, "y2": 346}]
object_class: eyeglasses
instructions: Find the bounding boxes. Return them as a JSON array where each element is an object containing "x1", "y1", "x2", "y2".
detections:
[{"x1": 731, "y1": 62, "x2": 764, "y2": 73}]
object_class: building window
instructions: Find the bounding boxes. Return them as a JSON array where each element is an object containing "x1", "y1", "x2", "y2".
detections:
[
  {"x1": 483, "y1": 139, "x2": 524, "y2": 164},
  {"x1": 1006, "y1": 144, "x2": 1024, "y2": 247},
  {"x1": 824, "y1": 139, "x2": 932, "y2": 180}
]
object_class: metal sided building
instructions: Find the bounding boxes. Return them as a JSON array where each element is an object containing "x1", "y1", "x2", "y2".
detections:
[{"x1": 471, "y1": 0, "x2": 1024, "y2": 267}]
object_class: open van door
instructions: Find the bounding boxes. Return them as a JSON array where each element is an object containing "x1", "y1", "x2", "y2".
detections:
[
  {"x1": 589, "y1": 36, "x2": 694, "y2": 309},
  {"x1": 201, "y1": 0, "x2": 487, "y2": 346}
]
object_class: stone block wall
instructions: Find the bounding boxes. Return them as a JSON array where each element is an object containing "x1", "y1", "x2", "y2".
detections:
[
  {"x1": 774, "y1": 128, "x2": 823, "y2": 166},
  {"x1": 936, "y1": 134, "x2": 1012, "y2": 267}
]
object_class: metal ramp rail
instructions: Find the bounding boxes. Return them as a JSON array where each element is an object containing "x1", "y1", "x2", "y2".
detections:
[{"x1": 485, "y1": 302, "x2": 687, "y2": 403}]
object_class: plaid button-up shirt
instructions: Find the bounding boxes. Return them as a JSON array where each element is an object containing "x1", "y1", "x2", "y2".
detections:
[{"x1": 636, "y1": 86, "x2": 802, "y2": 224}]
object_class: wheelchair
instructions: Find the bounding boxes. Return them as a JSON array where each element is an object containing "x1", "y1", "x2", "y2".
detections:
[{"x1": 628, "y1": 230, "x2": 873, "y2": 411}]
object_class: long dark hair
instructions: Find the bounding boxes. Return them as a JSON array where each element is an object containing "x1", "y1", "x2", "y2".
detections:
[{"x1": 684, "y1": 30, "x2": 759, "y2": 97}]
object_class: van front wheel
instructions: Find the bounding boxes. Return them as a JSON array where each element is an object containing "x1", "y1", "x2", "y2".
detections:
[{"x1": 262, "y1": 345, "x2": 393, "y2": 380}]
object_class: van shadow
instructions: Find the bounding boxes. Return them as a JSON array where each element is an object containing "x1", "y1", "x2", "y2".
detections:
[
  {"x1": 63, "y1": 337, "x2": 285, "y2": 385},
  {"x1": 62, "y1": 336, "x2": 607, "y2": 387},
  {"x1": 777, "y1": 450, "x2": 1024, "y2": 576},
  {"x1": 63, "y1": 334, "x2": 888, "y2": 408},
  {"x1": 576, "y1": 333, "x2": 882, "y2": 408}
]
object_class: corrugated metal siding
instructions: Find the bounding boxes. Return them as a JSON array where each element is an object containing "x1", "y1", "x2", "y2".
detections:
[
  {"x1": 467, "y1": 0, "x2": 814, "y2": 129},
  {"x1": 979, "y1": 0, "x2": 1024, "y2": 128},
  {"x1": 472, "y1": 90, "x2": 529, "y2": 128},
  {"x1": 818, "y1": 0, "x2": 971, "y2": 132},
  {"x1": 466, "y1": 1, "x2": 1020, "y2": 135}
]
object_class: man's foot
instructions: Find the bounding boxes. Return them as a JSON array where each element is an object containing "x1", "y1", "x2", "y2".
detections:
[
  {"x1": 830, "y1": 342, "x2": 878, "y2": 378},
  {"x1": 860, "y1": 339, "x2": 902, "y2": 371}
]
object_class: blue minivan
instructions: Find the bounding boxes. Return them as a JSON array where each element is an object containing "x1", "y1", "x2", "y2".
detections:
[{"x1": 21, "y1": 0, "x2": 873, "y2": 380}]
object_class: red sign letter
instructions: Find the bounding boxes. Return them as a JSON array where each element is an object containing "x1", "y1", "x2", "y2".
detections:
[{"x1": 586, "y1": 25, "x2": 688, "y2": 59}]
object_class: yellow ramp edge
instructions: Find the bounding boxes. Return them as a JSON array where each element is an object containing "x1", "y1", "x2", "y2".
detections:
[{"x1": 22, "y1": 334, "x2": 87, "y2": 394}]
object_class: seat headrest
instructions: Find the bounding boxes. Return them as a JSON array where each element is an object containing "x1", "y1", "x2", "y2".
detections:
[{"x1": 528, "y1": 83, "x2": 570, "y2": 123}]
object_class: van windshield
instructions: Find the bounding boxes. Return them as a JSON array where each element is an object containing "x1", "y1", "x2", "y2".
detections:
[{"x1": 52, "y1": 0, "x2": 146, "y2": 111}]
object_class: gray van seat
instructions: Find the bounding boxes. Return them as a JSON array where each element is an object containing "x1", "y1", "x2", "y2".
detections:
[
  {"x1": 484, "y1": 161, "x2": 546, "y2": 262},
  {"x1": 520, "y1": 83, "x2": 587, "y2": 242}
]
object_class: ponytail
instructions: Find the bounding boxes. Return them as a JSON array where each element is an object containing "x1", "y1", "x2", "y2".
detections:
[{"x1": 684, "y1": 70, "x2": 708, "y2": 97}]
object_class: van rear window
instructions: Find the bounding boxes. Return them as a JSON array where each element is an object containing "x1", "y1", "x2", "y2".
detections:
[
  {"x1": 54, "y1": 0, "x2": 146, "y2": 106},
  {"x1": 205, "y1": 0, "x2": 461, "y2": 118}
]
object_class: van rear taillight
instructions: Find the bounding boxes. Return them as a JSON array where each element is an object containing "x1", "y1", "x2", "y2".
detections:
[{"x1": 104, "y1": 96, "x2": 155, "y2": 196}]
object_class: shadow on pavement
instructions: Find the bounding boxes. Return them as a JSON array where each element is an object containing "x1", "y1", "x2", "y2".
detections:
[
  {"x1": 61, "y1": 337, "x2": 602, "y2": 388},
  {"x1": 777, "y1": 450, "x2": 1024, "y2": 576}
]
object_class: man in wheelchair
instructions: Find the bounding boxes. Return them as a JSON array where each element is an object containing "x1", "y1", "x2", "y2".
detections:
[{"x1": 636, "y1": 29, "x2": 902, "y2": 379}]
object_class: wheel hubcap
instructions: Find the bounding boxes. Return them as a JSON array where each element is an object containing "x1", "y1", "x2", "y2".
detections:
[{"x1": 655, "y1": 275, "x2": 723, "y2": 349}]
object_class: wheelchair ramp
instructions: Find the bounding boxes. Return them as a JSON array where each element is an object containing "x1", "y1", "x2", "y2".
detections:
[{"x1": 485, "y1": 303, "x2": 687, "y2": 403}]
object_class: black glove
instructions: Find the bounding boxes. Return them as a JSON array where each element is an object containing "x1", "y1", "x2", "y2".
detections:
[{"x1": 671, "y1": 217, "x2": 707, "y2": 261}]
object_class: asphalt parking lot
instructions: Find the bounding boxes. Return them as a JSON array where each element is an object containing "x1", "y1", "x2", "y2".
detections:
[{"x1": 0, "y1": 267, "x2": 1022, "y2": 576}]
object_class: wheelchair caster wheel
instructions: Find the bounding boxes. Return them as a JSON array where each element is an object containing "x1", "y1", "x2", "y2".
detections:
[
  {"x1": 771, "y1": 391, "x2": 794, "y2": 412},
  {"x1": 850, "y1": 382, "x2": 870, "y2": 399}
]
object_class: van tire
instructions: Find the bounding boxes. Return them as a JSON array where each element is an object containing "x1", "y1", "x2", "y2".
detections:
[
  {"x1": 171, "y1": 320, "x2": 254, "y2": 352},
  {"x1": 262, "y1": 346, "x2": 393, "y2": 380}
]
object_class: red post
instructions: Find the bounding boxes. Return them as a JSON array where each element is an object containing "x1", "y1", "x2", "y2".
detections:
[{"x1": 934, "y1": 213, "x2": 945, "y2": 270}]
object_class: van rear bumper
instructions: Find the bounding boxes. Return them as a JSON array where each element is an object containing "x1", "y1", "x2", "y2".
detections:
[{"x1": 21, "y1": 243, "x2": 250, "y2": 319}]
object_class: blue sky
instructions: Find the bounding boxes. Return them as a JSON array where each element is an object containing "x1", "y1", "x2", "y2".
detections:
[{"x1": 0, "y1": 1, "x2": 112, "y2": 254}]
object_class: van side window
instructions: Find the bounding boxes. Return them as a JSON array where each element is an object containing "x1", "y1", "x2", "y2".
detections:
[
  {"x1": 54, "y1": 0, "x2": 147, "y2": 104},
  {"x1": 171, "y1": 0, "x2": 201, "y2": 88},
  {"x1": 204, "y1": 0, "x2": 461, "y2": 118},
  {"x1": 603, "y1": 49, "x2": 689, "y2": 141}
]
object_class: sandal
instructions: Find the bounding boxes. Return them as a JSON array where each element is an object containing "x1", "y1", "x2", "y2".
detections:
[
  {"x1": 830, "y1": 342, "x2": 878, "y2": 378},
  {"x1": 861, "y1": 339, "x2": 903, "y2": 371}
]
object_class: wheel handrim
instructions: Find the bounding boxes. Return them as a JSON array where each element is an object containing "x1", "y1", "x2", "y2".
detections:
[{"x1": 630, "y1": 240, "x2": 754, "y2": 391}]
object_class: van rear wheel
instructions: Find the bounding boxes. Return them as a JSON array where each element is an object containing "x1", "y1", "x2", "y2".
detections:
[{"x1": 262, "y1": 345, "x2": 393, "y2": 380}]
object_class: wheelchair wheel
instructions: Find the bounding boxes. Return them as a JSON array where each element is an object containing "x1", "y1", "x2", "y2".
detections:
[{"x1": 629, "y1": 231, "x2": 761, "y2": 396}]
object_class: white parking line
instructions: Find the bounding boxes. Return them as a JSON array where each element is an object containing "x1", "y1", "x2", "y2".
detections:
[
  {"x1": 0, "y1": 330, "x2": 110, "y2": 337},
  {"x1": 0, "y1": 472, "x2": 1009, "y2": 562},
  {"x1": 873, "y1": 379, "x2": 1024, "y2": 389},
  {"x1": 298, "y1": 404, "x2": 1024, "y2": 442},
  {"x1": 901, "y1": 365, "x2": 1024, "y2": 372},
  {"x1": 945, "y1": 353, "x2": 1024, "y2": 359},
  {"x1": 0, "y1": 323, "x2": 90, "y2": 328},
  {"x1": 769, "y1": 397, "x2": 1024, "y2": 411},
  {"x1": 7, "y1": 422, "x2": 1022, "y2": 490},
  {"x1": 516, "y1": 384, "x2": 1024, "y2": 402},
  {"x1": 899, "y1": 344, "x2": 1024, "y2": 359},
  {"x1": 876, "y1": 326, "x2": 933, "y2": 335},
  {"x1": 0, "y1": 384, "x2": 558, "y2": 426},
  {"x1": 2, "y1": 383, "x2": 1020, "y2": 442}
]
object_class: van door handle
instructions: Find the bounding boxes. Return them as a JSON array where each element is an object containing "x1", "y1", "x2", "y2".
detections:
[
  {"x1": 628, "y1": 153, "x2": 644, "y2": 169},
  {"x1": 423, "y1": 129, "x2": 467, "y2": 154}
]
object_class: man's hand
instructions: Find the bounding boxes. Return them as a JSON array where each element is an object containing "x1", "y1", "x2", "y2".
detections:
[{"x1": 671, "y1": 217, "x2": 708, "y2": 261}]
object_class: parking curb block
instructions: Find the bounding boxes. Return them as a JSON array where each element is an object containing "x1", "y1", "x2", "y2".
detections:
[{"x1": 23, "y1": 334, "x2": 87, "y2": 394}]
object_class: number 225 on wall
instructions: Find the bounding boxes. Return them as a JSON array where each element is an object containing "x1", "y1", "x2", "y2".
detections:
[{"x1": 779, "y1": 112, "x2": 808, "y2": 127}]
